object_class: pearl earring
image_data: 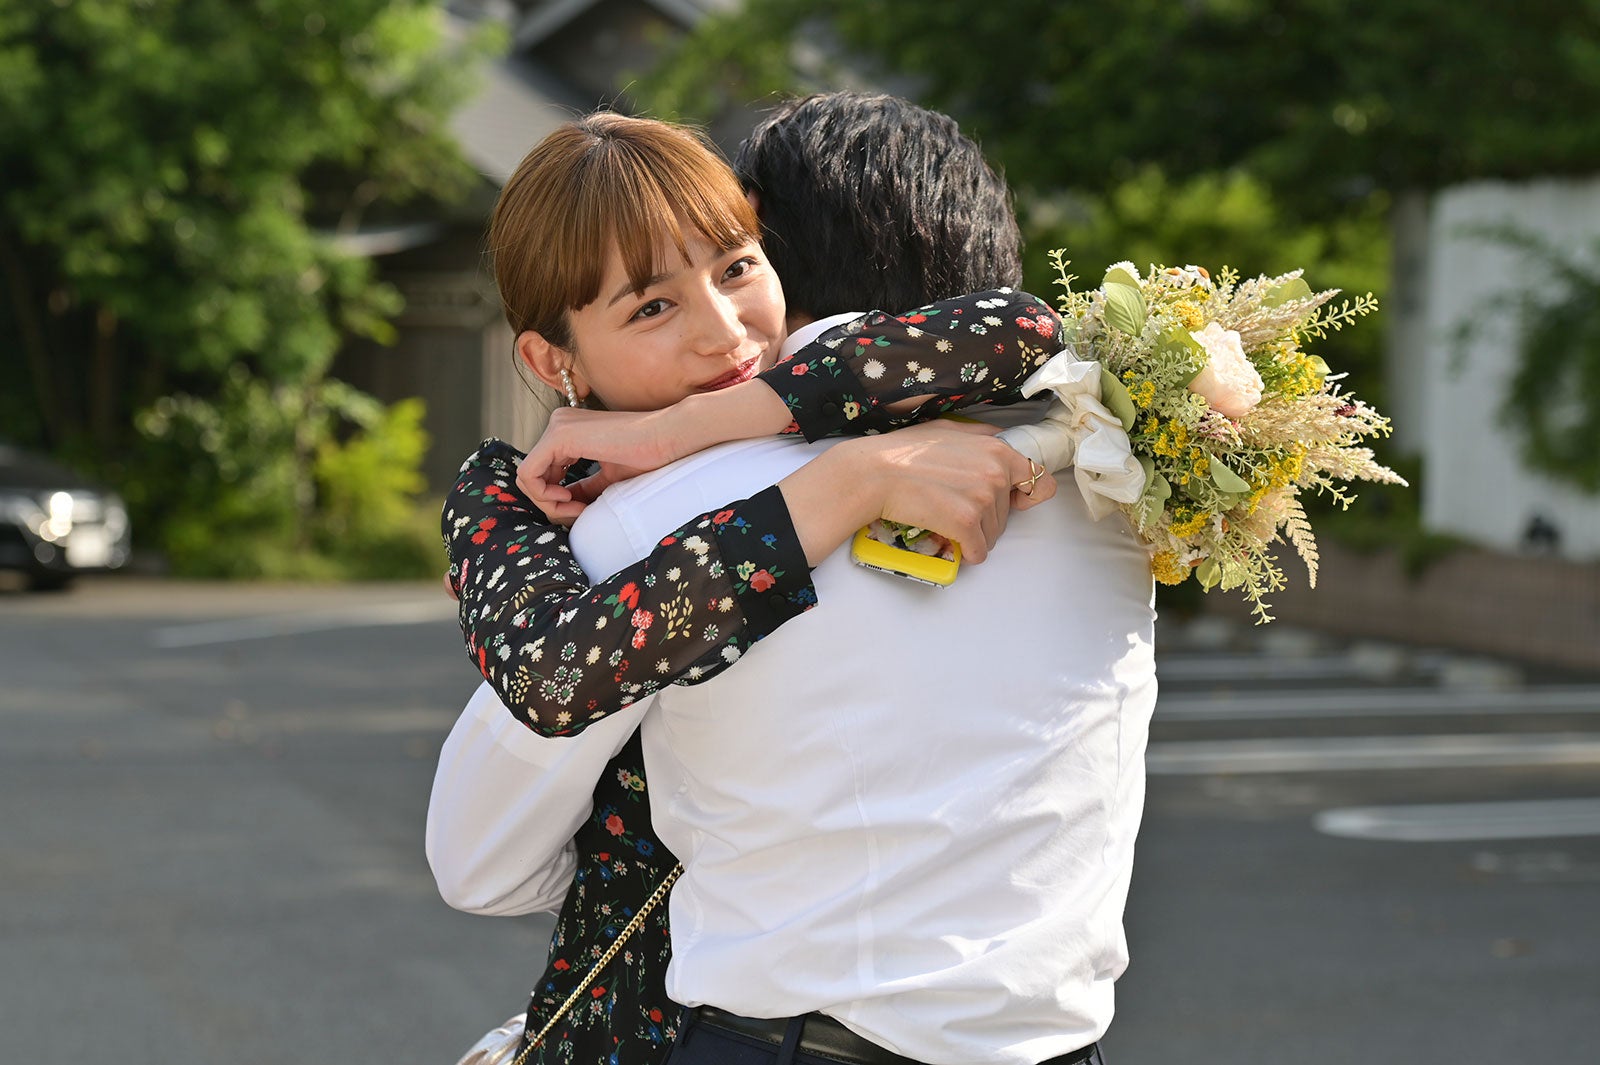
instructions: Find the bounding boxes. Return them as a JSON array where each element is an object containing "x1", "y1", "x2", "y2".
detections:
[{"x1": 560, "y1": 368, "x2": 580, "y2": 409}]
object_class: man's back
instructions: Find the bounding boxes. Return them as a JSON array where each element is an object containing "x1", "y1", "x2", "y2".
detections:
[{"x1": 570, "y1": 421, "x2": 1155, "y2": 1065}]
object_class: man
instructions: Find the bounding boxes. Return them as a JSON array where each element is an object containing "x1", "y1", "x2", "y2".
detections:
[{"x1": 433, "y1": 94, "x2": 1155, "y2": 1065}]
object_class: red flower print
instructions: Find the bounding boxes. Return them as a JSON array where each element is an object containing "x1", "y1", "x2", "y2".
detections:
[
  {"x1": 660, "y1": 535, "x2": 677, "y2": 546},
  {"x1": 1015, "y1": 316, "x2": 1037, "y2": 332},
  {"x1": 649, "y1": 1009, "x2": 664, "y2": 1023},
  {"x1": 749, "y1": 569, "x2": 776, "y2": 593},
  {"x1": 476, "y1": 646, "x2": 488, "y2": 675},
  {"x1": 855, "y1": 337, "x2": 875, "y2": 347},
  {"x1": 597, "y1": 853, "x2": 610, "y2": 862},
  {"x1": 995, "y1": 343, "x2": 1006, "y2": 354},
  {"x1": 905, "y1": 313, "x2": 927, "y2": 324},
  {"x1": 618, "y1": 581, "x2": 641, "y2": 609},
  {"x1": 631, "y1": 609, "x2": 654, "y2": 629},
  {"x1": 630, "y1": 630, "x2": 648, "y2": 650},
  {"x1": 479, "y1": 517, "x2": 498, "y2": 531},
  {"x1": 470, "y1": 530, "x2": 489, "y2": 545},
  {"x1": 591, "y1": 986, "x2": 607, "y2": 998},
  {"x1": 712, "y1": 509, "x2": 735, "y2": 524},
  {"x1": 552, "y1": 958, "x2": 571, "y2": 971},
  {"x1": 506, "y1": 544, "x2": 521, "y2": 554},
  {"x1": 606, "y1": 814, "x2": 624, "y2": 836},
  {"x1": 791, "y1": 363, "x2": 811, "y2": 375}
]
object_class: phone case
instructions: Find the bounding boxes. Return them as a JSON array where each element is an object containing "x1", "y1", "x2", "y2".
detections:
[{"x1": 850, "y1": 526, "x2": 961, "y2": 588}]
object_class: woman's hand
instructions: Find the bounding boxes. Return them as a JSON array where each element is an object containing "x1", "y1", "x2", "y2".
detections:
[
  {"x1": 778, "y1": 420, "x2": 1055, "y2": 568},
  {"x1": 516, "y1": 381, "x2": 797, "y2": 523}
]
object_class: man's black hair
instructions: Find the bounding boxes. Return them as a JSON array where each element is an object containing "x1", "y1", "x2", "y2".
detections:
[{"x1": 734, "y1": 92, "x2": 1023, "y2": 319}]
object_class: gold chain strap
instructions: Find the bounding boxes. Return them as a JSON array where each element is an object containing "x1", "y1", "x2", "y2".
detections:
[{"x1": 511, "y1": 862, "x2": 684, "y2": 1065}]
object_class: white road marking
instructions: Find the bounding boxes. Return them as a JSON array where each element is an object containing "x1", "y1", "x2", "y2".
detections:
[
  {"x1": 152, "y1": 600, "x2": 456, "y2": 648},
  {"x1": 1156, "y1": 686, "x2": 1600, "y2": 721},
  {"x1": 1146, "y1": 733, "x2": 1600, "y2": 774},
  {"x1": 1314, "y1": 798, "x2": 1600, "y2": 841}
]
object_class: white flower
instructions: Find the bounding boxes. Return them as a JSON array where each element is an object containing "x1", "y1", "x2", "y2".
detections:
[
  {"x1": 916, "y1": 367, "x2": 936, "y2": 383},
  {"x1": 656, "y1": 658, "x2": 671, "y2": 673},
  {"x1": 717, "y1": 596, "x2": 734, "y2": 612},
  {"x1": 1188, "y1": 322, "x2": 1263, "y2": 419},
  {"x1": 862, "y1": 358, "x2": 885, "y2": 380},
  {"x1": 976, "y1": 298, "x2": 1006, "y2": 309},
  {"x1": 665, "y1": 566, "x2": 681, "y2": 581},
  {"x1": 905, "y1": 326, "x2": 923, "y2": 338},
  {"x1": 935, "y1": 338, "x2": 953, "y2": 352},
  {"x1": 585, "y1": 646, "x2": 601, "y2": 664},
  {"x1": 983, "y1": 316, "x2": 1002, "y2": 327},
  {"x1": 1107, "y1": 260, "x2": 1140, "y2": 279},
  {"x1": 720, "y1": 646, "x2": 742, "y2": 664},
  {"x1": 594, "y1": 615, "x2": 607, "y2": 629}
]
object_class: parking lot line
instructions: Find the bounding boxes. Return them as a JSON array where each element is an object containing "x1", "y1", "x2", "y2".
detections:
[
  {"x1": 1146, "y1": 733, "x2": 1600, "y2": 774},
  {"x1": 151, "y1": 600, "x2": 455, "y2": 648},
  {"x1": 1314, "y1": 798, "x2": 1600, "y2": 841}
]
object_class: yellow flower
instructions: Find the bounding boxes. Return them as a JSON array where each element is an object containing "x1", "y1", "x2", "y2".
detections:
[
  {"x1": 1173, "y1": 302, "x2": 1205, "y2": 331},
  {"x1": 1151, "y1": 551, "x2": 1190, "y2": 585},
  {"x1": 1169, "y1": 507, "x2": 1210, "y2": 539}
]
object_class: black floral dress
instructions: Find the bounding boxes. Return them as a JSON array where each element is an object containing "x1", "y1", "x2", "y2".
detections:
[{"x1": 442, "y1": 290, "x2": 1065, "y2": 1065}]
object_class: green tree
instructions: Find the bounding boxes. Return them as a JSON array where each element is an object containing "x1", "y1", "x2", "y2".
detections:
[
  {"x1": 0, "y1": 0, "x2": 497, "y2": 575},
  {"x1": 648, "y1": 0, "x2": 1600, "y2": 202}
]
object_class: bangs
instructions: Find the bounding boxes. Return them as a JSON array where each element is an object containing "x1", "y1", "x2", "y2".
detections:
[
  {"x1": 572, "y1": 127, "x2": 761, "y2": 307},
  {"x1": 489, "y1": 114, "x2": 762, "y2": 345}
]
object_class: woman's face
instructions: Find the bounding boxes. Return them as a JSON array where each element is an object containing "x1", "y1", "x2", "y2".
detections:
[{"x1": 564, "y1": 228, "x2": 787, "y2": 412}]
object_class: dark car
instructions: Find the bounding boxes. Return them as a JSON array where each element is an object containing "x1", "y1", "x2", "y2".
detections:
[{"x1": 0, "y1": 446, "x2": 131, "y2": 590}]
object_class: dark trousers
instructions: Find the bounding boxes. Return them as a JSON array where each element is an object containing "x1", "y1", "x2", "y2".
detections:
[{"x1": 664, "y1": 1007, "x2": 1105, "y2": 1065}]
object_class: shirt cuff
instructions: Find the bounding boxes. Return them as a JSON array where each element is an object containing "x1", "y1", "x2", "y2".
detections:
[
  {"x1": 709, "y1": 484, "x2": 818, "y2": 637},
  {"x1": 760, "y1": 349, "x2": 879, "y2": 442}
]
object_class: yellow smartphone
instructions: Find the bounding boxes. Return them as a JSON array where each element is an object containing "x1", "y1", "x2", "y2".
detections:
[{"x1": 850, "y1": 526, "x2": 961, "y2": 588}]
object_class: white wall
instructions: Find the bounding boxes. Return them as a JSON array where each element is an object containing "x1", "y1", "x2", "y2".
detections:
[{"x1": 1420, "y1": 176, "x2": 1600, "y2": 559}]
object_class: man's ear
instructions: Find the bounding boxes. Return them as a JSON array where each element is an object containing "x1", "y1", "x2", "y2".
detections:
[{"x1": 515, "y1": 330, "x2": 585, "y2": 400}]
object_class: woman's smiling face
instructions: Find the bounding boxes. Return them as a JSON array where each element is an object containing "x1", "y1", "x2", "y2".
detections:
[{"x1": 562, "y1": 227, "x2": 787, "y2": 412}]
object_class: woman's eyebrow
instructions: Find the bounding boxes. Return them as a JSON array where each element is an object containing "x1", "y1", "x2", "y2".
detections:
[{"x1": 607, "y1": 271, "x2": 670, "y2": 308}]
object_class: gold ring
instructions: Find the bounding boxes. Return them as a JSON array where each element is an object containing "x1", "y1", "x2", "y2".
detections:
[{"x1": 1014, "y1": 458, "x2": 1046, "y2": 495}]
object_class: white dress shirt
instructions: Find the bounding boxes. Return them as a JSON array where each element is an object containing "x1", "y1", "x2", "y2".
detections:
[{"x1": 568, "y1": 427, "x2": 1156, "y2": 1065}]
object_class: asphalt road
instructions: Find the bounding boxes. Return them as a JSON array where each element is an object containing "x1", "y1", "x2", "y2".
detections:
[{"x1": 2, "y1": 577, "x2": 1597, "y2": 1064}]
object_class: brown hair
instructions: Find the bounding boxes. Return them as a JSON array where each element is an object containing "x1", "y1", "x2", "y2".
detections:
[{"x1": 489, "y1": 113, "x2": 762, "y2": 349}]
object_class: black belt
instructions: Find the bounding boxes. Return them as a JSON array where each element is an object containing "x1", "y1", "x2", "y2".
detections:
[{"x1": 692, "y1": 1006, "x2": 1098, "y2": 1065}]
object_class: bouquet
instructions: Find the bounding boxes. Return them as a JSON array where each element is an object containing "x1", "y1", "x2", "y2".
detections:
[{"x1": 1025, "y1": 254, "x2": 1405, "y2": 623}]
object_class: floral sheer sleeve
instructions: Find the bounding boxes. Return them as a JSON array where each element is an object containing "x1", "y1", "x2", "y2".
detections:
[
  {"x1": 444, "y1": 441, "x2": 816, "y2": 736},
  {"x1": 761, "y1": 288, "x2": 1065, "y2": 441}
]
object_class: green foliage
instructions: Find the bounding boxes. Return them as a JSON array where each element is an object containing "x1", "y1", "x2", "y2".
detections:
[
  {"x1": 0, "y1": 0, "x2": 494, "y2": 578},
  {"x1": 1460, "y1": 229, "x2": 1600, "y2": 494},
  {"x1": 131, "y1": 370, "x2": 439, "y2": 579},
  {"x1": 645, "y1": 0, "x2": 1600, "y2": 203}
]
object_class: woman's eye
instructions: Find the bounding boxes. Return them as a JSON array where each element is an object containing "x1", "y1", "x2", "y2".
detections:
[
  {"x1": 723, "y1": 256, "x2": 759, "y2": 282},
  {"x1": 632, "y1": 298, "x2": 669, "y2": 321}
]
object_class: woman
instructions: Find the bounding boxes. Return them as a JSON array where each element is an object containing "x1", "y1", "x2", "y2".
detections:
[{"x1": 430, "y1": 112, "x2": 1066, "y2": 1065}]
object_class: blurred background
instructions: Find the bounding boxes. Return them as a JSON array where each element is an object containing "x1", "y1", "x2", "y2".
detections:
[{"x1": 2, "y1": 1, "x2": 1597, "y2": 1062}]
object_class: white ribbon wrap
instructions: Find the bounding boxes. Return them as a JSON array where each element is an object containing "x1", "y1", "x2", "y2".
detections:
[{"x1": 997, "y1": 349, "x2": 1146, "y2": 520}]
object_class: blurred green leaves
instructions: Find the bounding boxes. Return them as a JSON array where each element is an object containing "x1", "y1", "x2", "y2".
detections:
[{"x1": 0, "y1": 0, "x2": 493, "y2": 577}]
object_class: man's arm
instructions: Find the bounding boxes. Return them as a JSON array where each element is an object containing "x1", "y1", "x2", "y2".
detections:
[{"x1": 425, "y1": 683, "x2": 648, "y2": 915}]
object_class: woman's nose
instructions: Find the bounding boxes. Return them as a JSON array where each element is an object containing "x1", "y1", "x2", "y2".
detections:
[{"x1": 688, "y1": 289, "x2": 746, "y2": 355}]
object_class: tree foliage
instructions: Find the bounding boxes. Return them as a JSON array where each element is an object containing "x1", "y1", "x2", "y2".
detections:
[
  {"x1": 646, "y1": 0, "x2": 1600, "y2": 202},
  {"x1": 0, "y1": 0, "x2": 496, "y2": 576}
]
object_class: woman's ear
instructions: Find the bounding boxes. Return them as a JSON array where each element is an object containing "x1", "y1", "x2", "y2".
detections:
[{"x1": 515, "y1": 330, "x2": 585, "y2": 401}]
